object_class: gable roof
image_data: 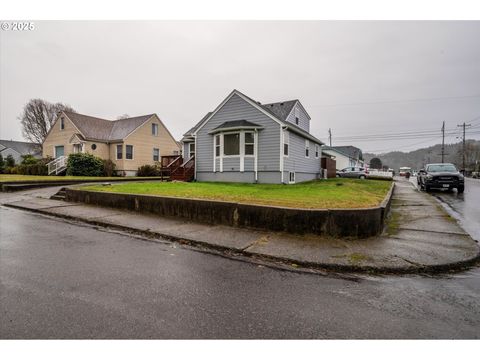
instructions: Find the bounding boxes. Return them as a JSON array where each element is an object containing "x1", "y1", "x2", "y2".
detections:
[
  {"x1": 261, "y1": 100, "x2": 297, "y2": 121},
  {"x1": 0, "y1": 139, "x2": 41, "y2": 155},
  {"x1": 62, "y1": 111, "x2": 154, "y2": 142},
  {"x1": 323, "y1": 145, "x2": 363, "y2": 160},
  {"x1": 188, "y1": 89, "x2": 323, "y2": 145}
]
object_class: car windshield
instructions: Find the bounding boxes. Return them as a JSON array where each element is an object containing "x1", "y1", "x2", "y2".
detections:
[{"x1": 427, "y1": 164, "x2": 457, "y2": 173}]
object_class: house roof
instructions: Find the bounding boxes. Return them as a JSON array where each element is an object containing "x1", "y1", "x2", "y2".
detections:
[
  {"x1": 186, "y1": 90, "x2": 323, "y2": 145},
  {"x1": 323, "y1": 145, "x2": 364, "y2": 160},
  {"x1": 209, "y1": 120, "x2": 262, "y2": 133},
  {"x1": 261, "y1": 100, "x2": 297, "y2": 121},
  {"x1": 63, "y1": 111, "x2": 154, "y2": 142},
  {"x1": 0, "y1": 139, "x2": 41, "y2": 155}
]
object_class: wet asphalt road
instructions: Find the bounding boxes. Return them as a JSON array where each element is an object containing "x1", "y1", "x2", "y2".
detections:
[
  {"x1": 411, "y1": 177, "x2": 480, "y2": 241},
  {"x1": 1, "y1": 206, "x2": 480, "y2": 339}
]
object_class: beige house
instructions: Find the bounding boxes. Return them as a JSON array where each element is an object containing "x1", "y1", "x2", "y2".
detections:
[{"x1": 43, "y1": 111, "x2": 180, "y2": 175}]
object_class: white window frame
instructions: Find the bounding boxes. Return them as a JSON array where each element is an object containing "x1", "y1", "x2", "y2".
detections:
[
  {"x1": 125, "y1": 145, "x2": 134, "y2": 160},
  {"x1": 315, "y1": 144, "x2": 319, "y2": 159},
  {"x1": 222, "y1": 132, "x2": 241, "y2": 158},
  {"x1": 153, "y1": 148, "x2": 160, "y2": 161},
  {"x1": 294, "y1": 107, "x2": 300, "y2": 125},
  {"x1": 152, "y1": 123, "x2": 159, "y2": 136},
  {"x1": 116, "y1": 144, "x2": 123, "y2": 160},
  {"x1": 189, "y1": 142, "x2": 195, "y2": 158},
  {"x1": 283, "y1": 130, "x2": 289, "y2": 157},
  {"x1": 289, "y1": 171, "x2": 296, "y2": 184},
  {"x1": 214, "y1": 135, "x2": 221, "y2": 158},
  {"x1": 305, "y1": 139, "x2": 310, "y2": 158},
  {"x1": 244, "y1": 131, "x2": 255, "y2": 157}
]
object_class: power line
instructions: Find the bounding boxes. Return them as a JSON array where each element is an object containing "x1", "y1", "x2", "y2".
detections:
[{"x1": 311, "y1": 94, "x2": 480, "y2": 108}]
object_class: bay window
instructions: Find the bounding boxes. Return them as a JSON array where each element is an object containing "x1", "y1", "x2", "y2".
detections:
[
  {"x1": 215, "y1": 135, "x2": 220, "y2": 157},
  {"x1": 223, "y1": 133, "x2": 240, "y2": 156},
  {"x1": 116, "y1": 144, "x2": 122, "y2": 159},
  {"x1": 244, "y1": 132, "x2": 254, "y2": 156}
]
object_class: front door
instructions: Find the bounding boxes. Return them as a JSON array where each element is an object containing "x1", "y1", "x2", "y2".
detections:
[{"x1": 55, "y1": 145, "x2": 64, "y2": 158}]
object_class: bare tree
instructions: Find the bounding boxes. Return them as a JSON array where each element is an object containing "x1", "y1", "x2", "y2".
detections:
[
  {"x1": 19, "y1": 99, "x2": 75, "y2": 144},
  {"x1": 369, "y1": 157, "x2": 383, "y2": 170},
  {"x1": 116, "y1": 114, "x2": 130, "y2": 120}
]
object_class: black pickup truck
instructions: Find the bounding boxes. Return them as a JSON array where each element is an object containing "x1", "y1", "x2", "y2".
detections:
[{"x1": 417, "y1": 163, "x2": 465, "y2": 193}]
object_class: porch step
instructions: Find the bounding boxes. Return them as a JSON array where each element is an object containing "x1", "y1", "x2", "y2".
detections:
[{"x1": 50, "y1": 189, "x2": 66, "y2": 201}]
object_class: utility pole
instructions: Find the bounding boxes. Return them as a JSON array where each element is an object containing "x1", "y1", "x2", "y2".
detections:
[
  {"x1": 441, "y1": 121, "x2": 445, "y2": 163},
  {"x1": 457, "y1": 122, "x2": 471, "y2": 173},
  {"x1": 328, "y1": 128, "x2": 332, "y2": 147}
]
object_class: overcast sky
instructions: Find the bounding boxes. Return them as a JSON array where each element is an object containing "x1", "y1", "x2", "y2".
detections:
[{"x1": 1, "y1": 21, "x2": 480, "y2": 153}]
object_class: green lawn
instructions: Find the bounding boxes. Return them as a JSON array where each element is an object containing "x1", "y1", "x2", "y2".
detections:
[
  {"x1": 81, "y1": 179, "x2": 392, "y2": 209},
  {"x1": 0, "y1": 174, "x2": 155, "y2": 183}
]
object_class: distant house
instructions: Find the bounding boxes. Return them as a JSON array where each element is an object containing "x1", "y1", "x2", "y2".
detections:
[
  {"x1": 181, "y1": 89, "x2": 324, "y2": 184},
  {"x1": 322, "y1": 146, "x2": 364, "y2": 170},
  {"x1": 43, "y1": 111, "x2": 180, "y2": 175},
  {"x1": 0, "y1": 139, "x2": 41, "y2": 164}
]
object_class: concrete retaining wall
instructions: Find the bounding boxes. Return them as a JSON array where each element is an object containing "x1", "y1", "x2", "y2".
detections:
[{"x1": 65, "y1": 182, "x2": 394, "y2": 238}]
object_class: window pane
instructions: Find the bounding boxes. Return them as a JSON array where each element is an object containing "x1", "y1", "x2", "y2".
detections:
[
  {"x1": 153, "y1": 148, "x2": 159, "y2": 161},
  {"x1": 215, "y1": 135, "x2": 220, "y2": 146},
  {"x1": 245, "y1": 132, "x2": 254, "y2": 144},
  {"x1": 152, "y1": 123, "x2": 158, "y2": 135},
  {"x1": 284, "y1": 144, "x2": 289, "y2": 156},
  {"x1": 126, "y1": 145, "x2": 133, "y2": 159},
  {"x1": 224, "y1": 133, "x2": 239, "y2": 155},
  {"x1": 245, "y1": 144, "x2": 254, "y2": 155},
  {"x1": 116, "y1": 145, "x2": 122, "y2": 159}
]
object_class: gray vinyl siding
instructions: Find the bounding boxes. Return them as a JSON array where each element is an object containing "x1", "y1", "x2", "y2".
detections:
[
  {"x1": 197, "y1": 171, "x2": 280, "y2": 184},
  {"x1": 285, "y1": 103, "x2": 310, "y2": 133},
  {"x1": 0, "y1": 148, "x2": 22, "y2": 164},
  {"x1": 283, "y1": 130, "x2": 321, "y2": 177},
  {"x1": 196, "y1": 93, "x2": 281, "y2": 175}
]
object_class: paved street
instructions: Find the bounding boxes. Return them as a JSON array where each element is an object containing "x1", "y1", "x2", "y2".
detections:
[{"x1": 1, "y1": 205, "x2": 480, "y2": 339}]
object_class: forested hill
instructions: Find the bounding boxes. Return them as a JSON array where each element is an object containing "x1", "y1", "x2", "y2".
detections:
[{"x1": 363, "y1": 140, "x2": 480, "y2": 171}]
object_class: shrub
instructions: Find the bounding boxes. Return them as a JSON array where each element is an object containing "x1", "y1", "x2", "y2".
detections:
[
  {"x1": 66, "y1": 153, "x2": 104, "y2": 176},
  {"x1": 21, "y1": 154, "x2": 39, "y2": 165},
  {"x1": 137, "y1": 164, "x2": 160, "y2": 177},
  {"x1": 15, "y1": 157, "x2": 49, "y2": 175},
  {"x1": 5, "y1": 155, "x2": 15, "y2": 168},
  {"x1": 102, "y1": 159, "x2": 116, "y2": 177},
  {"x1": 0, "y1": 154, "x2": 4, "y2": 174}
]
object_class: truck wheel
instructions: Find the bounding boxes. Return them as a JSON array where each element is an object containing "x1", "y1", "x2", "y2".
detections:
[
  {"x1": 359, "y1": 175, "x2": 366, "y2": 179},
  {"x1": 457, "y1": 186, "x2": 465, "y2": 193}
]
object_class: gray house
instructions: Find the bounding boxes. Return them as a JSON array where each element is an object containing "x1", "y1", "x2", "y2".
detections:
[
  {"x1": 0, "y1": 139, "x2": 41, "y2": 164},
  {"x1": 181, "y1": 89, "x2": 324, "y2": 184}
]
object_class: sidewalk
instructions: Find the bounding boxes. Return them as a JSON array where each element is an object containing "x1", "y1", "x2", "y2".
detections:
[{"x1": 2, "y1": 179, "x2": 479, "y2": 273}]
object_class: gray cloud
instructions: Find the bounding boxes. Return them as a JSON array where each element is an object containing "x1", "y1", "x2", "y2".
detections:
[{"x1": 1, "y1": 21, "x2": 479, "y2": 152}]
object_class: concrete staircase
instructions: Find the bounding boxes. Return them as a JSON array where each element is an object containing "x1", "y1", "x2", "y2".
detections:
[{"x1": 50, "y1": 188, "x2": 66, "y2": 201}]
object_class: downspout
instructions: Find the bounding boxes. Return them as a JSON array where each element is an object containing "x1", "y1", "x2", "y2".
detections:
[
  {"x1": 280, "y1": 125, "x2": 286, "y2": 184},
  {"x1": 193, "y1": 134, "x2": 197, "y2": 181},
  {"x1": 254, "y1": 128, "x2": 258, "y2": 182}
]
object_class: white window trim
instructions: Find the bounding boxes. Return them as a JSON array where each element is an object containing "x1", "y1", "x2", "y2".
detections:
[
  {"x1": 125, "y1": 145, "x2": 134, "y2": 160},
  {"x1": 289, "y1": 171, "x2": 296, "y2": 184},
  {"x1": 222, "y1": 131, "x2": 241, "y2": 158},
  {"x1": 152, "y1": 123, "x2": 159, "y2": 136},
  {"x1": 244, "y1": 131, "x2": 255, "y2": 158},
  {"x1": 189, "y1": 142, "x2": 195, "y2": 158},
  {"x1": 305, "y1": 139, "x2": 310, "y2": 158},
  {"x1": 283, "y1": 130, "x2": 289, "y2": 157},
  {"x1": 315, "y1": 144, "x2": 320, "y2": 159},
  {"x1": 153, "y1": 147, "x2": 160, "y2": 161},
  {"x1": 116, "y1": 144, "x2": 123, "y2": 160}
]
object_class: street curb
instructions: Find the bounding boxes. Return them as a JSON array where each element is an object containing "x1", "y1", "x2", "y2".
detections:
[{"x1": 4, "y1": 201, "x2": 480, "y2": 276}]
